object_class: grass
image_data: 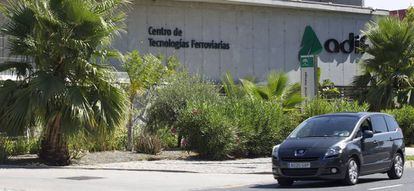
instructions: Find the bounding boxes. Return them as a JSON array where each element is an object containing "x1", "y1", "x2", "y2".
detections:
[{"x1": 407, "y1": 156, "x2": 414, "y2": 161}]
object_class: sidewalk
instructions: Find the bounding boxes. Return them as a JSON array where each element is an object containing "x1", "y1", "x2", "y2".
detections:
[
  {"x1": 70, "y1": 157, "x2": 414, "y2": 174},
  {"x1": 406, "y1": 147, "x2": 414, "y2": 156},
  {"x1": 71, "y1": 158, "x2": 272, "y2": 174}
]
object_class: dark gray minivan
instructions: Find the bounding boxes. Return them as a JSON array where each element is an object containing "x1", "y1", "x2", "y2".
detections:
[{"x1": 272, "y1": 112, "x2": 405, "y2": 186}]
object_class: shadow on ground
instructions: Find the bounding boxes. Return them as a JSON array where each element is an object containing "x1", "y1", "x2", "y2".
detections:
[{"x1": 250, "y1": 178, "x2": 389, "y2": 189}]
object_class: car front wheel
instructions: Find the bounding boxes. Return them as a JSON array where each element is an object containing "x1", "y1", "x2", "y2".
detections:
[
  {"x1": 387, "y1": 153, "x2": 404, "y2": 179},
  {"x1": 343, "y1": 158, "x2": 359, "y2": 185}
]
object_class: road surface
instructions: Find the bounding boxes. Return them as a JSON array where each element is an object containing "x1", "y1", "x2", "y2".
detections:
[
  {"x1": 207, "y1": 169, "x2": 414, "y2": 191},
  {"x1": 0, "y1": 167, "x2": 413, "y2": 191}
]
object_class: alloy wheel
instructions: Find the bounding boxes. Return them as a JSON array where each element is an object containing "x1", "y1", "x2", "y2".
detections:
[
  {"x1": 394, "y1": 154, "x2": 404, "y2": 177},
  {"x1": 348, "y1": 160, "x2": 359, "y2": 184}
]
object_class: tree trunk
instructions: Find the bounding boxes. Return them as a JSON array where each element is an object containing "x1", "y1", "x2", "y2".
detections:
[
  {"x1": 39, "y1": 114, "x2": 70, "y2": 166},
  {"x1": 127, "y1": 111, "x2": 134, "y2": 151},
  {"x1": 127, "y1": 97, "x2": 134, "y2": 151}
]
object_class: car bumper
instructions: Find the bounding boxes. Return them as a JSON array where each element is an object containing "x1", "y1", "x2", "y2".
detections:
[{"x1": 272, "y1": 156, "x2": 347, "y2": 180}]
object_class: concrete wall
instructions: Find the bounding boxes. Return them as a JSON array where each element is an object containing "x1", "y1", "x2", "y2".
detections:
[{"x1": 113, "y1": 0, "x2": 375, "y2": 85}]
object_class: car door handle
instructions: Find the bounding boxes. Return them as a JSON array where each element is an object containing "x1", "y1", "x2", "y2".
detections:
[{"x1": 373, "y1": 140, "x2": 378, "y2": 144}]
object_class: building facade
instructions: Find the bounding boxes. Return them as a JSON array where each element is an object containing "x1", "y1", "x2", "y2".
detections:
[
  {"x1": 112, "y1": 0, "x2": 387, "y2": 86},
  {"x1": 0, "y1": 0, "x2": 388, "y2": 85}
]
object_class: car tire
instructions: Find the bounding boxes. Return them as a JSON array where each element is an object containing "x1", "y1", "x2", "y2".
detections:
[
  {"x1": 277, "y1": 178, "x2": 294, "y2": 187},
  {"x1": 387, "y1": 153, "x2": 404, "y2": 179},
  {"x1": 343, "y1": 158, "x2": 359, "y2": 185}
]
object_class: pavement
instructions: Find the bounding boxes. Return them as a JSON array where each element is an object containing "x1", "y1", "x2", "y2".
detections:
[
  {"x1": 0, "y1": 166, "x2": 413, "y2": 191},
  {"x1": 206, "y1": 168, "x2": 414, "y2": 191},
  {"x1": 0, "y1": 167, "x2": 272, "y2": 191},
  {"x1": 70, "y1": 158, "x2": 271, "y2": 174},
  {"x1": 0, "y1": 148, "x2": 412, "y2": 191},
  {"x1": 406, "y1": 147, "x2": 414, "y2": 156},
  {"x1": 71, "y1": 157, "x2": 414, "y2": 174}
]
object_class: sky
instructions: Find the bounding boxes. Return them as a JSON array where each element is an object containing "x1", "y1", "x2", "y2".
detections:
[{"x1": 365, "y1": 0, "x2": 414, "y2": 10}]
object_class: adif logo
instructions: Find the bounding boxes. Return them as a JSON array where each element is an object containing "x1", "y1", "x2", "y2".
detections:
[
  {"x1": 299, "y1": 25, "x2": 367, "y2": 58},
  {"x1": 299, "y1": 26, "x2": 323, "y2": 59}
]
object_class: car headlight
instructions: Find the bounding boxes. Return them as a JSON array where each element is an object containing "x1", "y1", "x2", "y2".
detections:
[
  {"x1": 272, "y1": 144, "x2": 280, "y2": 158},
  {"x1": 325, "y1": 146, "x2": 343, "y2": 158}
]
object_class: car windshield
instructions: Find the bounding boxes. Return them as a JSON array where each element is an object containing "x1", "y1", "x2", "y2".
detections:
[{"x1": 289, "y1": 116, "x2": 359, "y2": 138}]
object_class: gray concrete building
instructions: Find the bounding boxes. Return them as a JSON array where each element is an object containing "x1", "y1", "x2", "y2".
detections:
[
  {"x1": 0, "y1": 0, "x2": 388, "y2": 86},
  {"x1": 112, "y1": 0, "x2": 387, "y2": 86}
]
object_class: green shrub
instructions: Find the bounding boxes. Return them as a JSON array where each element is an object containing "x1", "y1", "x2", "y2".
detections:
[
  {"x1": 279, "y1": 110, "x2": 302, "y2": 141},
  {"x1": 67, "y1": 131, "x2": 92, "y2": 159},
  {"x1": 178, "y1": 99, "x2": 237, "y2": 160},
  {"x1": 156, "y1": 128, "x2": 178, "y2": 149},
  {"x1": 146, "y1": 72, "x2": 220, "y2": 133},
  {"x1": 177, "y1": 97, "x2": 295, "y2": 159},
  {"x1": 383, "y1": 106, "x2": 414, "y2": 145},
  {"x1": 88, "y1": 127, "x2": 128, "y2": 152},
  {"x1": 302, "y1": 98, "x2": 369, "y2": 120},
  {"x1": 224, "y1": 98, "x2": 286, "y2": 157},
  {"x1": 135, "y1": 132, "x2": 163, "y2": 155},
  {"x1": 8, "y1": 136, "x2": 40, "y2": 155},
  {"x1": 0, "y1": 135, "x2": 40, "y2": 158},
  {"x1": 0, "y1": 134, "x2": 10, "y2": 163},
  {"x1": 67, "y1": 127, "x2": 128, "y2": 159}
]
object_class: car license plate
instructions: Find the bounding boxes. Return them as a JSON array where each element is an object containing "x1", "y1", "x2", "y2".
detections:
[{"x1": 288, "y1": 162, "x2": 311, "y2": 169}]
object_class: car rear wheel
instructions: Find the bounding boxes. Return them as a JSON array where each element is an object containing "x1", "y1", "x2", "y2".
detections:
[
  {"x1": 343, "y1": 158, "x2": 359, "y2": 185},
  {"x1": 387, "y1": 153, "x2": 404, "y2": 179},
  {"x1": 277, "y1": 178, "x2": 294, "y2": 187}
]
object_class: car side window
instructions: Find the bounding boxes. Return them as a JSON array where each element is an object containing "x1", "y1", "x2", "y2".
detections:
[
  {"x1": 356, "y1": 118, "x2": 372, "y2": 137},
  {"x1": 371, "y1": 115, "x2": 388, "y2": 133},
  {"x1": 384, "y1": 116, "x2": 399, "y2": 132}
]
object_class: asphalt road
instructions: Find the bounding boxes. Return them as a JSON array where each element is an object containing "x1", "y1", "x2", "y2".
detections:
[
  {"x1": 0, "y1": 167, "x2": 272, "y2": 191},
  {"x1": 0, "y1": 167, "x2": 413, "y2": 191},
  {"x1": 207, "y1": 168, "x2": 414, "y2": 191}
]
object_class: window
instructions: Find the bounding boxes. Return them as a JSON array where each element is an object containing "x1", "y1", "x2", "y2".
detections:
[
  {"x1": 371, "y1": 115, "x2": 388, "y2": 133},
  {"x1": 356, "y1": 119, "x2": 372, "y2": 138},
  {"x1": 385, "y1": 116, "x2": 399, "y2": 132},
  {"x1": 289, "y1": 116, "x2": 359, "y2": 138}
]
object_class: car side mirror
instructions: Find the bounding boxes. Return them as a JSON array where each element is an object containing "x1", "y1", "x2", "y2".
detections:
[{"x1": 362, "y1": 130, "x2": 374, "y2": 139}]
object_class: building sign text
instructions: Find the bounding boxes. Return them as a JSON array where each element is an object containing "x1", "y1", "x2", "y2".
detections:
[{"x1": 147, "y1": 26, "x2": 230, "y2": 50}]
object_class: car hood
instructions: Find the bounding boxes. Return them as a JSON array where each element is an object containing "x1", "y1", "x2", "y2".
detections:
[{"x1": 278, "y1": 137, "x2": 345, "y2": 158}]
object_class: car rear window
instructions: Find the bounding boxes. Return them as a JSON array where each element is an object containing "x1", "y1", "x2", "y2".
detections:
[
  {"x1": 371, "y1": 115, "x2": 388, "y2": 133},
  {"x1": 384, "y1": 116, "x2": 399, "y2": 132}
]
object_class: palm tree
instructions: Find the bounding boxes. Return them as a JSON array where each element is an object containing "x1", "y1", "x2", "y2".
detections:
[
  {"x1": 353, "y1": 16, "x2": 414, "y2": 111},
  {"x1": 0, "y1": 0, "x2": 129, "y2": 165},
  {"x1": 239, "y1": 71, "x2": 303, "y2": 109},
  {"x1": 222, "y1": 72, "x2": 245, "y2": 98}
]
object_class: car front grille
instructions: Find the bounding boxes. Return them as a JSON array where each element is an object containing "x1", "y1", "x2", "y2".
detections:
[
  {"x1": 281, "y1": 168, "x2": 318, "y2": 176},
  {"x1": 281, "y1": 157, "x2": 319, "y2": 162}
]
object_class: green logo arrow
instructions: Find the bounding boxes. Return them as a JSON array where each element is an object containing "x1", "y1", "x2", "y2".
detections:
[{"x1": 299, "y1": 26, "x2": 322, "y2": 59}]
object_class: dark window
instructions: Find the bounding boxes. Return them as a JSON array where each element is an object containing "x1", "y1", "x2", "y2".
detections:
[
  {"x1": 371, "y1": 115, "x2": 388, "y2": 133},
  {"x1": 385, "y1": 116, "x2": 399, "y2": 132},
  {"x1": 357, "y1": 118, "x2": 372, "y2": 137}
]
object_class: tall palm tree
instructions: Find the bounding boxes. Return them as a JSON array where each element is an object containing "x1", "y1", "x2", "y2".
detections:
[
  {"x1": 353, "y1": 16, "x2": 414, "y2": 111},
  {"x1": 0, "y1": 0, "x2": 129, "y2": 165},
  {"x1": 239, "y1": 71, "x2": 303, "y2": 109}
]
